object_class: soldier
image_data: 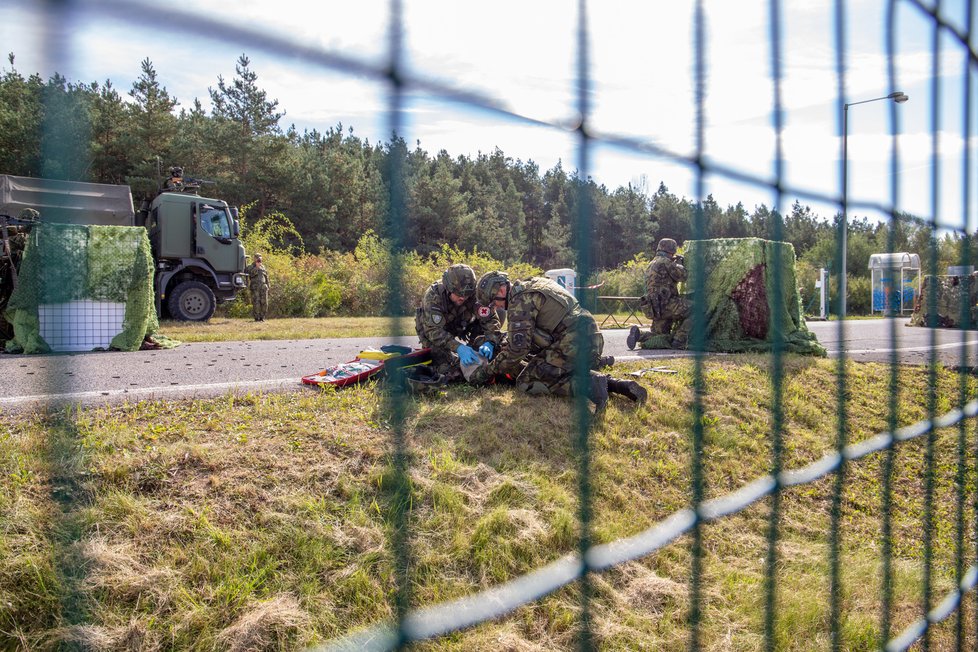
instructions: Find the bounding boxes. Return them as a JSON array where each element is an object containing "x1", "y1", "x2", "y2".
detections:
[
  {"x1": 0, "y1": 220, "x2": 29, "y2": 344},
  {"x1": 244, "y1": 253, "x2": 270, "y2": 321},
  {"x1": 163, "y1": 166, "x2": 184, "y2": 190},
  {"x1": 628, "y1": 237, "x2": 691, "y2": 350},
  {"x1": 470, "y1": 271, "x2": 646, "y2": 409},
  {"x1": 415, "y1": 264, "x2": 502, "y2": 382}
]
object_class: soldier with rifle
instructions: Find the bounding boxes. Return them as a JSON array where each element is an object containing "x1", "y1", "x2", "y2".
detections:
[{"x1": 628, "y1": 237, "x2": 691, "y2": 350}]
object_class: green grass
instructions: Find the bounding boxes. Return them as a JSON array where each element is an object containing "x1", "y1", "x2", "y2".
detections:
[
  {"x1": 1, "y1": 357, "x2": 976, "y2": 650},
  {"x1": 158, "y1": 314, "x2": 643, "y2": 343},
  {"x1": 158, "y1": 316, "x2": 419, "y2": 342}
]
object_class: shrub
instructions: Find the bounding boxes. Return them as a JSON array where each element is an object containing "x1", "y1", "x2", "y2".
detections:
[
  {"x1": 846, "y1": 274, "x2": 871, "y2": 316},
  {"x1": 219, "y1": 231, "x2": 543, "y2": 319}
]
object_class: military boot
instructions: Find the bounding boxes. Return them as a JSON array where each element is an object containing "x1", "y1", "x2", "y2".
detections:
[
  {"x1": 627, "y1": 325, "x2": 640, "y2": 350},
  {"x1": 588, "y1": 371, "x2": 609, "y2": 410},
  {"x1": 608, "y1": 378, "x2": 648, "y2": 404}
]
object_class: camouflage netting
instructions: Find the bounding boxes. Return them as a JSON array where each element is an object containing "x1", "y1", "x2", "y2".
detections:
[
  {"x1": 4, "y1": 223, "x2": 161, "y2": 353},
  {"x1": 682, "y1": 237, "x2": 826, "y2": 355},
  {"x1": 908, "y1": 274, "x2": 977, "y2": 329}
]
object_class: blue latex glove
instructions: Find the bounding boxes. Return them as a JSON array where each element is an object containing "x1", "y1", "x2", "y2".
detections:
[
  {"x1": 456, "y1": 344, "x2": 478, "y2": 366},
  {"x1": 479, "y1": 342, "x2": 495, "y2": 360}
]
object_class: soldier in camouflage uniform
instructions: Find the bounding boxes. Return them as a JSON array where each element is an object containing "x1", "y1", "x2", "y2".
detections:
[
  {"x1": 0, "y1": 220, "x2": 29, "y2": 345},
  {"x1": 469, "y1": 271, "x2": 646, "y2": 408},
  {"x1": 628, "y1": 238, "x2": 691, "y2": 350},
  {"x1": 245, "y1": 253, "x2": 270, "y2": 321},
  {"x1": 415, "y1": 264, "x2": 502, "y2": 382}
]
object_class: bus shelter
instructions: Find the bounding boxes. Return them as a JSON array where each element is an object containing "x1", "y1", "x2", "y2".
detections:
[{"x1": 869, "y1": 252, "x2": 920, "y2": 315}]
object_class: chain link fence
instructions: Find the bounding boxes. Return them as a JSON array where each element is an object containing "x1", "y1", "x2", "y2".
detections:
[{"x1": 13, "y1": 0, "x2": 978, "y2": 649}]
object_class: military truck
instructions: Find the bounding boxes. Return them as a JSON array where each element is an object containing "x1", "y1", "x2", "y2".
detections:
[{"x1": 0, "y1": 173, "x2": 246, "y2": 321}]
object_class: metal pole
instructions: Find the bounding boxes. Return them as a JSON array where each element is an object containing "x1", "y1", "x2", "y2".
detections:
[
  {"x1": 838, "y1": 92, "x2": 908, "y2": 319},
  {"x1": 841, "y1": 104, "x2": 849, "y2": 318}
]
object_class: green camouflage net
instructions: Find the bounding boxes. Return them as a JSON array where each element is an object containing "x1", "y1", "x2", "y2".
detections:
[
  {"x1": 681, "y1": 237, "x2": 826, "y2": 356},
  {"x1": 4, "y1": 223, "x2": 160, "y2": 353},
  {"x1": 908, "y1": 274, "x2": 977, "y2": 329}
]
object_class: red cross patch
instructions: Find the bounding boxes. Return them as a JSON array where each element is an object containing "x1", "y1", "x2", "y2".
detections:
[{"x1": 478, "y1": 306, "x2": 491, "y2": 318}]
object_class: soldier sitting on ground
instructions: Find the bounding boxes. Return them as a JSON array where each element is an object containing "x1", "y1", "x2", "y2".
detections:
[
  {"x1": 468, "y1": 271, "x2": 647, "y2": 409},
  {"x1": 628, "y1": 237, "x2": 692, "y2": 351},
  {"x1": 415, "y1": 264, "x2": 502, "y2": 383}
]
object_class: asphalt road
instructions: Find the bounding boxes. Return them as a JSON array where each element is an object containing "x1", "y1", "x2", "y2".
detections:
[{"x1": 2, "y1": 318, "x2": 976, "y2": 412}]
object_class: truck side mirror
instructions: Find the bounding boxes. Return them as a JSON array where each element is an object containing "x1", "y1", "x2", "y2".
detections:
[{"x1": 232, "y1": 220, "x2": 240, "y2": 237}]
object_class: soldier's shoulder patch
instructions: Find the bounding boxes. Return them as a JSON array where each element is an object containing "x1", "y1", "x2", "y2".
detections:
[
  {"x1": 477, "y1": 305, "x2": 491, "y2": 318},
  {"x1": 431, "y1": 313, "x2": 443, "y2": 325}
]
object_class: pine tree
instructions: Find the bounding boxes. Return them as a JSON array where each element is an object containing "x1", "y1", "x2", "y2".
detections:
[{"x1": 127, "y1": 57, "x2": 178, "y2": 182}]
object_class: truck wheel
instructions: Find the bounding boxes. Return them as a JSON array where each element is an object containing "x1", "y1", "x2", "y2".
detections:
[{"x1": 167, "y1": 280, "x2": 216, "y2": 321}]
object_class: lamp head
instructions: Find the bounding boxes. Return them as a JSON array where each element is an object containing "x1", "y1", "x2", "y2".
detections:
[{"x1": 888, "y1": 91, "x2": 909, "y2": 103}]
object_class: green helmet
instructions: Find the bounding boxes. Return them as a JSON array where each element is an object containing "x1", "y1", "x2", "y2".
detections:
[
  {"x1": 397, "y1": 365, "x2": 447, "y2": 395},
  {"x1": 476, "y1": 270, "x2": 510, "y2": 307},
  {"x1": 657, "y1": 238, "x2": 678, "y2": 256},
  {"x1": 442, "y1": 264, "x2": 476, "y2": 298}
]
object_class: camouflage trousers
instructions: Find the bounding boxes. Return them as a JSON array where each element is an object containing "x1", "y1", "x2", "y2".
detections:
[
  {"x1": 251, "y1": 285, "x2": 269, "y2": 320},
  {"x1": 513, "y1": 329, "x2": 605, "y2": 398},
  {"x1": 639, "y1": 297, "x2": 691, "y2": 349},
  {"x1": 422, "y1": 344, "x2": 464, "y2": 382}
]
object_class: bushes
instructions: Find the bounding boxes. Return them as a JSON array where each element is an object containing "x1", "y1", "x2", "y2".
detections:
[
  {"x1": 221, "y1": 230, "x2": 542, "y2": 319},
  {"x1": 593, "y1": 255, "x2": 650, "y2": 297},
  {"x1": 846, "y1": 275, "x2": 871, "y2": 315}
]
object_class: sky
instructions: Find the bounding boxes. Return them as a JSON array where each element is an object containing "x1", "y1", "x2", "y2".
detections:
[{"x1": 2, "y1": 0, "x2": 976, "y2": 236}]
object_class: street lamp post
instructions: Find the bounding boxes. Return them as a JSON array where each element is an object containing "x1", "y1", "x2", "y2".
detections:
[{"x1": 841, "y1": 91, "x2": 909, "y2": 318}]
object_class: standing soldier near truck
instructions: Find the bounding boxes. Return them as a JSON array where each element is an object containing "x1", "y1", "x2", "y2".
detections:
[
  {"x1": 628, "y1": 237, "x2": 692, "y2": 350},
  {"x1": 245, "y1": 253, "x2": 270, "y2": 321}
]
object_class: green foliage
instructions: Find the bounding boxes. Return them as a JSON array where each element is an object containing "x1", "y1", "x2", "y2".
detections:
[
  {"x1": 222, "y1": 230, "x2": 542, "y2": 318},
  {"x1": 846, "y1": 274, "x2": 871, "y2": 315},
  {"x1": 239, "y1": 201, "x2": 305, "y2": 257},
  {"x1": 593, "y1": 254, "x2": 650, "y2": 296},
  {"x1": 2, "y1": 52, "x2": 973, "y2": 306}
]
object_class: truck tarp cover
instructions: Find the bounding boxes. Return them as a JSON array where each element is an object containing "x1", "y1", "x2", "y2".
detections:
[
  {"x1": 5, "y1": 223, "x2": 158, "y2": 353},
  {"x1": 0, "y1": 174, "x2": 134, "y2": 227}
]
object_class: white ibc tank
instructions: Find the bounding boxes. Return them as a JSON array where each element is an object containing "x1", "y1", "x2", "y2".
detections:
[{"x1": 544, "y1": 268, "x2": 577, "y2": 293}]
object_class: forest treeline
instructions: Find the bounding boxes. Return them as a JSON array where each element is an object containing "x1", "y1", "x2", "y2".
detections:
[{"x1": 1, "y1": 53, "x2": 972, "y2": 315}]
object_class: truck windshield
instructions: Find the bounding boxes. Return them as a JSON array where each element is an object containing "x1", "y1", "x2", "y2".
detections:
[{"x1": 199, "y1": 204, "x2": 232, "y2": 240}]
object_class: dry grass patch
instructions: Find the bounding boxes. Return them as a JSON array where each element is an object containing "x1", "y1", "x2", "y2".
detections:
[{"x1": 1, "y1": 356, "x2": 975, "y2": 650}]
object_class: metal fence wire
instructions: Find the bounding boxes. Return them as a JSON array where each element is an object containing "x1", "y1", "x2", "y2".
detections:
[{"x1": 15, "y1": 0, "x2": 978, "y2": 650}]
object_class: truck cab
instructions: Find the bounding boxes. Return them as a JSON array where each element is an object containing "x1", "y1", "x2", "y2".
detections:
[
  {"x1": 142, "y1": 186, "x2": 247, "y2": 321},
  {"x1": 0, "y1": 173, "x2": 247, "y2": 322}
]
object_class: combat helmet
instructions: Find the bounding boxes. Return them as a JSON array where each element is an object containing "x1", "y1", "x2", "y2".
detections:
[
  {"x1": 656, "y1": 238, "x2": 678, "y2": 256},
  {"x1": 476, "y1": 270, "x2": 510, "y2": 309},
  {"x1": 442, "y1": 264, "x2": 476, "y2": 299},
  {"x1": 396, "y1": 365, "x2": 448, "y2": 395}
]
